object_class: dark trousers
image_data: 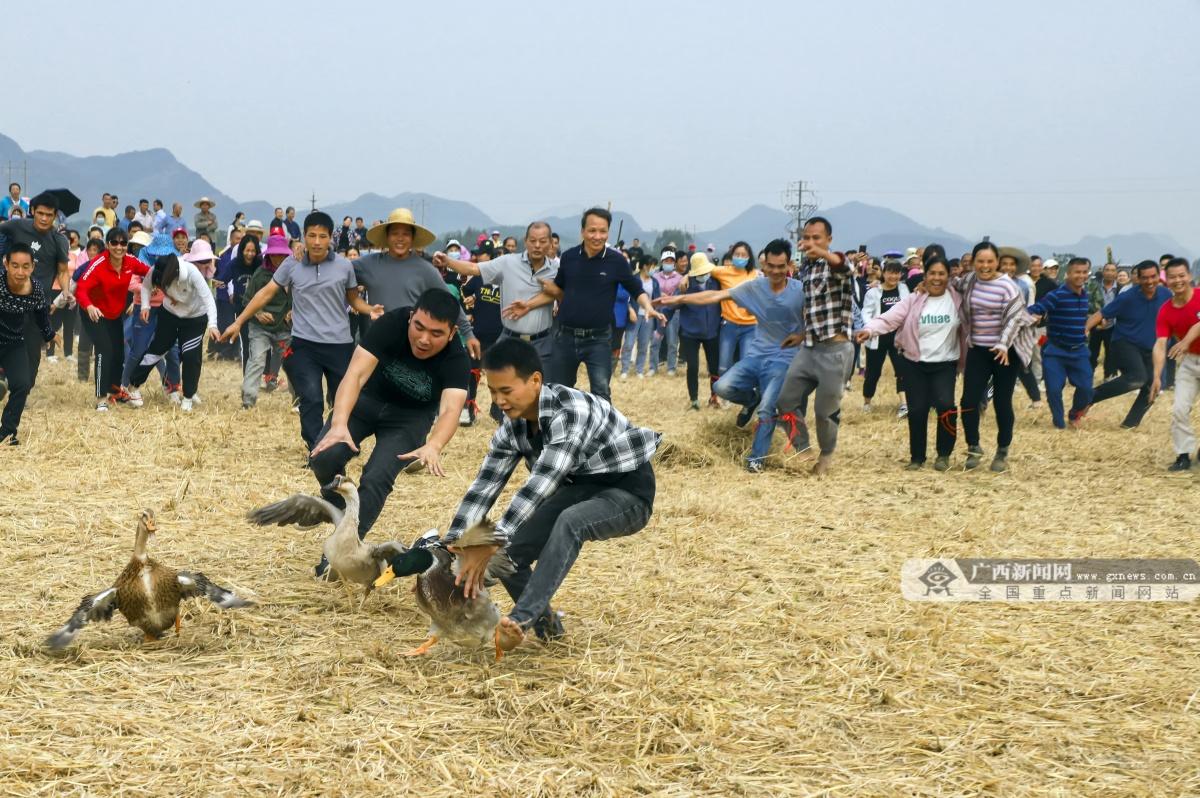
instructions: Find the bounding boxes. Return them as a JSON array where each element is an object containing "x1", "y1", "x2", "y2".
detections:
[
  {"x1": 22, "y1": 316, "x2": 45, "y2": 388},
  {"x1": 900, "y1": 359, "x2": 957, "y2": 462},
  {"x1": 76, "y1": 307, "x2": 93, "y2": 380},
  {"x1": 81, "y1": 315, "x2": 126, "y2": 398},
  {"x1": 283, "y1": 338, "x2": 355, "y2": 450},
  {"x1": 309, "y1": 394, "x2": 435, "y2": 537},
  {"x1": 680, "y1": 335, "x2": 719, "y2": 402},
  {"x1": 130, "y1": 313, "x2": 208, "y2": 397},
  {"x1": 48, "y1": 293, "x2": 74, "y2": 357},
  {"x1": 1017, "y1": 362, "x2": 1042, "y2": 401},
  {"x1": 0, "y1": 340, "x2": 33, "y2": 439},
  {"x1": 549, "y1": 327, "x2": 613, "y2": 401},
  {"x1": 960, "y1": 345, "x2": 1019, "y2": 448},
  {"x1": 1091, "y1": 339, "x2": 1154, "y2": 427},
  {"x1": 501, "y1": 481, "x2": 651, "y2": 627},
  {"x1": 1089, "y1": 326, "x2": 1116, "y2": 378},
  {"x1": 863, "y1": 335, "x2": 904, "y2": 399},
  {"x1": 211, "y1": 301, "x2": 238, "y2": 360}
]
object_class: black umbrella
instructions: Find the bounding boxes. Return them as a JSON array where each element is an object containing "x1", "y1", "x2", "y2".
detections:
[{"x1": 44, "y1": 188, "x2": 80, "y2": 217}]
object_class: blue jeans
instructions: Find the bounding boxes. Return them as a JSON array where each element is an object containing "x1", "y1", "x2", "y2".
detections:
[
  {"x1": 718, "y1": 320, "x2": 756, "y2": 375},
  {"x1": 1042, "y1": 342, "x2": 1095, "y2": 428},
  {"x1": 502, "y1": 479, "x2": 652, "y2": 627},
  {"x1": 121, "y1": 307, "x2": 181, "y2": 389},
  {"x1": 620, "y1": 316, "x2": 655, "y2": 375},
  {"x1": 549, "y1": 326, "x2": 613, "y2": 401},
  {"x1": 661, "y1": 313, "x2": 680, "y2": 372},
  {"x1": 714, "y1": 354, "x2": 791, "y2": 463},
  {"x1": 283, "y1": 337, "x2": 356, "y2": 450}
]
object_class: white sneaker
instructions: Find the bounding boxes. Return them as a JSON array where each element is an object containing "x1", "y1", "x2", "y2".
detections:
[
  {"x1": 127, "y1": 390, "x2": 144, "y2": 408},
  {"x1": 458, "y1": 408, "x2": 473, "y2": 426},
  {"x1": 95, "y1": 399, "x2": 109, "y2": 412},
  {"x1": 46, "y1": 355, "x2": 59, "y2": 363},
  {"x1": 190, "y1": 393, "x2": 202, "y2": 405},
  {"x1": 897, "y1": 404, "x2": 908, "y2": 419},
  {"x1": 667, "y1": 370, "x2": 677, "y2": 377},
  {"x1": 168, "y1": 391, "x2": 182, "y2": 405},
  {"x1": 637, "y1": 373, "x2": 645, "y2": 379},
  {"x1": 66, "y1": 354, "x2": 76, "y2": 362},
  {"x1": 862, "y1": 402, "x2": 873, "y2": 413},
  {"x1": 180, "y1": 397, "x2": 194, "y2": 412},
  {"x1": 620, "y1": 371, "x2": 628, "y2": 380}
]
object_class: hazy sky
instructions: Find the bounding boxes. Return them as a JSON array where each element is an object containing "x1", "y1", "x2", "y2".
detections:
[{"x1": 8, "y1": 1, "x2": 1199, "y2": 248}]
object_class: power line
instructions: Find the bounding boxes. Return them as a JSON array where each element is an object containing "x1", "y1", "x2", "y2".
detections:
[{"x1": 782, "y1": 180, "x2": 818, "y2": 244}]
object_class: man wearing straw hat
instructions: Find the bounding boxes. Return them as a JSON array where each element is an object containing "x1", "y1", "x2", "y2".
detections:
[
  {"x1": 434, "y1": 221, "x2": 557, "y2": 363},
  {"x1": 193, "y1": 198, "x2": 218, "y2": 242},
  {"x1": 353, "y1": 208, "x2": 480, "y2": 357}
]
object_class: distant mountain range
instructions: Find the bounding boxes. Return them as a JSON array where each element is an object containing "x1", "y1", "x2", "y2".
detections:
[{"x1": 1, "y1": 133, "x2": 1190, "y2": 265}]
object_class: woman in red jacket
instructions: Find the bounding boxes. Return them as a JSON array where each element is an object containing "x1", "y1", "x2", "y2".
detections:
[{"x1": 75, "y1": 228, "x2": 149, "y2": 410}]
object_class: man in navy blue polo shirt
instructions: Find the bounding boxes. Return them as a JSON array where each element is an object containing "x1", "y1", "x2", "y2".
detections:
[
  {"x1": 504, "y1": 208, "x2": 663, "y2": 401},
  {"x1": 1028, "y1": 257, "x2": 1094, "y2": 429}
]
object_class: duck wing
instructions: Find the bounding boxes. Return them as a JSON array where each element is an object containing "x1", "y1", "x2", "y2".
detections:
[
  {"x1": 45, "y1": 588, "x2": 119, "y2": 649},
  {"x1": 449, "y1": 521, "x2": 515, "y2": 586},
  {"x1": 369, "y1": 541, "x2": 408, "y2": 565},
  {"x1": 177, "y1": 571, "x2": 255, "y2": 609},
  {"x1": 247, "y1": 494, "x2": 342, "y2": 529}
]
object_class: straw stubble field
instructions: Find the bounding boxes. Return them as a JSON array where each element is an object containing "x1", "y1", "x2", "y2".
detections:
[{"x1": 1, "y1": 356, "x2": 1198, "y2": 796}]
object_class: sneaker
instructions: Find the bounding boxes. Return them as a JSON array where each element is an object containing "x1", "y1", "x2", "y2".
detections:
[
  {"x1": 637, "y1": 373, "x2": 645, "y2": 379},
  {"x1": 707, "y1": 394, "x2": 721, "y2": 409},
  {"x1": 459, "y1": 407, "x2": 473, "y2": 427},
  {"x1": 990, "y1": 447, "x2": 1009, "y2": 472},
  {"x1": 127, "y1": 389, "x2": 143, "y2": 408},
  {"x1": 46, "y1": 355, "x2": 58, "y2": 363},
  {"x1": 933, "y1": 456, "x2": 951, "y2": 471},
  {"x1": 262, "y1": 377, "x2": 279, "y2": 394},
  {"x1": 95, "y1": 399, "x2": 109, "y2": 412},
  {"x1": 1030, "y1": 401, "x2": 1044, "y2": 410},
  {"x1": 667, "y1": 370, "x2": 677, "y2": 377},
  {"x1": 965, "y1": 445, "x2": 985, "y2": 470},
  {"x1": 402, "y1": 458, "x2": 426, "y2": 475},
  {"x1": 620, "y1": 371, "x2": 628, "y2": 380},
  {"x1": 647, "y1": 370, "x2": 656, "y2": 377},
  {"x1": 168, "y1": 391, "x2": 183, "y2": 405},
  {"x1": 904, "y1": 460, "x2": 924, "y2": 471},
  {"x1": 114, "y1": 388, "x2": 131, "y2": 404},
  {"x1": 736, "y1": 393, "x2": 761, "y2": 428},
  {"x1": 1068, "y1": 406, "x2": 1090, "y2": 430},
  {"x1": 689, "y1": 400, "x2": 700, "y2": 411},
  {"x1": 242, "y1": 401, "x2": 254, "y2": 410},
  {"x1": 745, "y1": 459, "x2": 766, "y2": 474},
  {"x1": 862, "y1": 402, "x2": 874, "y2": 413},
  {"x1": 897, "y1": 404, "x2": 908, "y2": 419},
  {"x1": 314, "y1": 557, "x2": 331, "y2": 579},
  {"x1": 66, "y1": 354, "x2": 76, "y2": 362},
  {"x1": 190, "y1": 394, "x2": 202, "y2": 405},
  {"x1": 180, "y1": 397, "x2": 194, "y2": 412},
  {"x1": 1168, "y1": 454, "x2": 1191, "y2": 472}
]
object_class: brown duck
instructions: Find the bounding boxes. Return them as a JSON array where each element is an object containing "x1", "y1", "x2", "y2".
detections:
[{"x1": 46, "y1": 509, "x2": 254, "y2": 649}]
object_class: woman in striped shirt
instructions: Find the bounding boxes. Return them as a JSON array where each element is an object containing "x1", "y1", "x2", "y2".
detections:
[{"x1": 956, "y1": 241, "x2": 1036, "y2": 472}]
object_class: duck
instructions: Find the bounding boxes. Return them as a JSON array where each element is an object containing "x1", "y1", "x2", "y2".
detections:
[
  {"x1": 247, "y1": 475, "x2": 405, "y2": 607},
  {"x1": 373, "y1": 520, "x2": 515, "y2": 660},
  {"x1": 46, "y1": 509, "x2": 254, "y2": 649}
]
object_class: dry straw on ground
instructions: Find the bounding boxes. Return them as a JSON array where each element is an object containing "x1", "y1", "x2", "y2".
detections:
[{"x1": 1, "y1": 356, "x2": 1198, "y2": 796}]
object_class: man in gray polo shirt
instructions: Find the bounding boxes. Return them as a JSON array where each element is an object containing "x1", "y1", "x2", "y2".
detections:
[
  {"x1": 353, "y1": 207, "x2": 479, "y2": 356},
  {"x1": 222, "y1": 211, "x2": 383, "y2": 450},
  {"x1": 433, "y1": 221, "x2": 557, "y2": 362}
]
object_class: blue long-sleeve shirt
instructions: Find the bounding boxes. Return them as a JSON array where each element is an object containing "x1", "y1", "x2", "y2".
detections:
[
  {"x1": 1029, "y1": 284, "x2": 1089, "y2": 348},
  {"x1": 1101, "y1": 285, "x2": 1172, "y2": 351}
]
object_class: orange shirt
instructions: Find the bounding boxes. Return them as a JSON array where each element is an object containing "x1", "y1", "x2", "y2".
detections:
[{"x1": 711, "y1": 266, "x2": 759, "y2": 325}]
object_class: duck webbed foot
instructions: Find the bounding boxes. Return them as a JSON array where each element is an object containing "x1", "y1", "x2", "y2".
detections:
[{"x1": 404, "y1": 635, "x2": 439, "y2": 657}]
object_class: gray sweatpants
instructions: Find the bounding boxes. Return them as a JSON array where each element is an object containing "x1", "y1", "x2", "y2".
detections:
[{"x1": 776, "y1": 340, "x2": 853, "y2": 455}]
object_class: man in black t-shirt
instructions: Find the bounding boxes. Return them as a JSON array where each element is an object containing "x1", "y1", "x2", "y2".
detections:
[
  {"x1": 0, "y1": 192, "x2": 71, "y2": 382},
  {"x1": 308, "y1": 289, "x2": 470, "y2": 568}
]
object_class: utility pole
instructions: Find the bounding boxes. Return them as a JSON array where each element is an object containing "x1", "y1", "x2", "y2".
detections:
[
  {"x1": 310, "y1": 192, "x2": 317, "y2": 212},
  {"x1": 782, "y1": 180, "x2": 818, "y2": 247}
]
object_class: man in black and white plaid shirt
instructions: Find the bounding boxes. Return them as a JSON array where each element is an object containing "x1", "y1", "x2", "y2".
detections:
[
  {"x1": 445, "y1": 337, "x2": 659, "y2": 652},
  {"x1": 776, "y1": 216, "x2": 855, "y2": 476}
]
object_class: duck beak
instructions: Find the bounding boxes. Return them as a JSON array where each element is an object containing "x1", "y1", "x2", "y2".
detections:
[{"x1": 374, "y1": 565, "x2": 396, "y2": 588}]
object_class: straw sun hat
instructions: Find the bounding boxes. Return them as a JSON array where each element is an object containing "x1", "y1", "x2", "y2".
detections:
[{"x1": 366, "y1": 208, "x2": 436, "y2": 250}]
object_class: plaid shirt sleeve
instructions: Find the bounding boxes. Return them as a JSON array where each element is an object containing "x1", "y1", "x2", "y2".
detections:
[
  {"x1": 443, "y1": 424, "x2": 522, "y2": 544},
  {"x1": 489, "y1": 399, "x2": 590, "y2": 545}
]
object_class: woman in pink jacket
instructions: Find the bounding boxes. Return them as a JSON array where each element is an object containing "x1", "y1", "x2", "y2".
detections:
[{"x1": 855, "y1": 255, "x2": 968, "y2": 471}]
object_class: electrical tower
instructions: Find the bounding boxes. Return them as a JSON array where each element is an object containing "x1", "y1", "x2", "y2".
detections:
[{"x1": 781, "y1": 180, "x2": 818, "y2": 245}]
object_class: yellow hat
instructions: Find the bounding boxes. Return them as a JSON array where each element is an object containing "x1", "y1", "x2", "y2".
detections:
[
  {"x1": 686, "y1": 251, "x2": 716, "y2": 279},
  {"x1": 366, "y1": 208, "x2": 436, "y2": 250}
]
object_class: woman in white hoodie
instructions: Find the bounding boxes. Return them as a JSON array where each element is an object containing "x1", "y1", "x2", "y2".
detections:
[
  {"x1": 859, "y1": 261, "x2": 910, "y2": 415},
  {"x1": 128, "y1": 252, "x2": 218, "y2": 411}
]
